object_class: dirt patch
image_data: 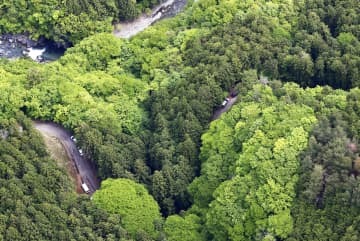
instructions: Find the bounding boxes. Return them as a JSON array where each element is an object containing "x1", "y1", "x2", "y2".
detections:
[
  {"x1": 41, "y1": 132, "x2": 84, "y2": 194},
  {"x1": 75, "y1": 174, "x2": 84, "y2": 194}
]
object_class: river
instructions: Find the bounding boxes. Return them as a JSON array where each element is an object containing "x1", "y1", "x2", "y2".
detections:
[
  {"x1": 114, "y1": 0, "x2": 188, "y2": 38},
  {"x1": 0, "y1": 0, "x2": 188, "y2": 62},
  {"x1": 0, "y1": 34, "x2": 65, "y2": 62}
]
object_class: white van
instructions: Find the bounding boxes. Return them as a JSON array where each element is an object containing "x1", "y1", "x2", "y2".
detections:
[{"x1": 81, "y1": 183, "x2": 90, "y2": 194}]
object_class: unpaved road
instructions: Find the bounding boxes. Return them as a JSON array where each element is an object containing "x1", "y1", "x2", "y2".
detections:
[
  {"x1": 32, "y1": 93, "x2": 236, "y2": 195},
  {"x1": 212, "y1": 96, "x2": 238, "y2": 120},
  {"x1": 33, "y1": 121, "x2": 99, "y2": 194}
]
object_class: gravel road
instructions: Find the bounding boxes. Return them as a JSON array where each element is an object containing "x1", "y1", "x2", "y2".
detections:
[
  {"x1": 33, "y1": 121, "x2": 100, "y2": 194},
  {"x1": 211, "y1": 96, "x2": 238, "y2": 120},
  {"x1": 32, "y1": 92, "x2": 236, "y2": 194}
]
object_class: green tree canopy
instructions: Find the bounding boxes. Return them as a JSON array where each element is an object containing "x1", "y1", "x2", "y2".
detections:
[{"x1": 93, "y1": 178, "x2": 161, "y2": 237}]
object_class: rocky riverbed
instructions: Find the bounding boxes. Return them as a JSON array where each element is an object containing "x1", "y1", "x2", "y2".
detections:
[
  {"x1": 1, "y1": 0, "x2": 188, "y2": 61},
  {"x1": 114, "y1": 0, "x2": 188, "y2": 38},
  {"x1": 0, "y1": 34, "x2": 65, "y2": 62}
]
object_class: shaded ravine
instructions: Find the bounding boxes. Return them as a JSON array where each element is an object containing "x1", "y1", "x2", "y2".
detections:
[
  {"x1": 114, "y1": 0, "x2": 187, "y2": 38},
  {"x1": 33, "y1": 121, "x2": 99, "y2": 194}
]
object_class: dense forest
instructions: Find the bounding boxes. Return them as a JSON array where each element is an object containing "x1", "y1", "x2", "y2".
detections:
[{"x1": 0, "y1": 0, "x2": 359, "y2": 240}]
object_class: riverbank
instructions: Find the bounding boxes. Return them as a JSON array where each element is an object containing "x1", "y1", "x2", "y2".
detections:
[
  {"x1": 1, "y1": 0, "x2": 188, "y2": 61},
  {"x1": 114, "y1": 0, "x2": 188, "y2": 38}
]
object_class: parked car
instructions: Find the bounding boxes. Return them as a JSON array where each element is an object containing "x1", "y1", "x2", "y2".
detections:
[
  {"x1": 81, "y1": 183, "x2": 90, "y2": 194},
  {"x1": 221, "y1": 97, "x2": 230, "y2": 107},
  {"x1": 70, "y1": 135, "x2": 77, "y2": 142},
  {"x1": 79, "y1": 149, "x2": 84, "y2": 156}
]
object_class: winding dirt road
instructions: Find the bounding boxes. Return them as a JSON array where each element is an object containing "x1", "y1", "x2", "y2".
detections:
[
  {"x1": 33, "y1": 121, "x2": 99, "y2": 194},
  {"x1": 32, "y1": 92, "x2": 236, "y2": 195}
]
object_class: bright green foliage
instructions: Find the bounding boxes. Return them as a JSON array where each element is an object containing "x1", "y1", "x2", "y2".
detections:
[
  {"x1": 0, "y1": 33, "x2": 149, "y2": 183},
  {"x1": 0, "y1": 68, "x2": 26, "y2": 118},
  {"x1": 187, "y1": 81, "x2": 359, "y2": 240},
  {"x1": 0, "y1": 0, "x2": 359, "y2": 240},
  {"x1": 199, "y1": 85, "x2": 316, "y2": 240},
  {"x1": 63, "y1": 33, "x2": 123, "y2": 71},
  {"x1": 93, "y1": 178, "x2": 161, "y2": 237},
  {"x1": 345, "y1": 88, "x2": 360, "y2": 139},
  {"x1": 164, "y1": 214, "x2": 205, "y2": 241}
]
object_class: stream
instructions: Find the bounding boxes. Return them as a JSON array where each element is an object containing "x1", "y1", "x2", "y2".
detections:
[
  {"x1": 0, "y1": 0, "x2": 188, "y2": 62},
  {"x1": 0, "y1": 34, "x2": 65, "y2": 62},
  {"x1": 110, "y1": 0, "x2": 187, "y2": 38}
]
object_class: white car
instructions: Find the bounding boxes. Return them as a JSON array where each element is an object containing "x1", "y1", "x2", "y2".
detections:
[
  {"x1": 70, "y1": 135, "x2": 77, "y2": 142},
  {"x1": 81, "y1": 183, "x2": 90, "y2": 194},
  {"x1": 221, "y1": 98, "x2": 230, "y2": 107},
  {"x1": 79, "y1": 149, "x2": 84, "y2": 156}
]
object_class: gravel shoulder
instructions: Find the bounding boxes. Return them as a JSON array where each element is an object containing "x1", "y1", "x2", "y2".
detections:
[{"x1": 33, "y1": 121, "x2": 100, "y2": 194}]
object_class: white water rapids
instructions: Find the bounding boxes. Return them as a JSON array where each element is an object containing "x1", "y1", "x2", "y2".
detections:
[{"x1": 26, "y1": 47, "x2": 46, "y2": 61}]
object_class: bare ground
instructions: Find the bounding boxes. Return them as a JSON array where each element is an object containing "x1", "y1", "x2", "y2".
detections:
[
  {"x1": 33, "y1": 121, "x2": 99, "y2": 194},
  {"x1": 40, "y1": 131, "x2": 84, "y2": 194}
]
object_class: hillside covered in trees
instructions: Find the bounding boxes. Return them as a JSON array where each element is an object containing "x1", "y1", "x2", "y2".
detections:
[{"x1": 0, "y1": 0, "x2": 359, "y2": 240}]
